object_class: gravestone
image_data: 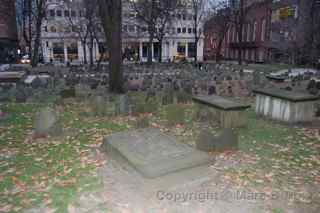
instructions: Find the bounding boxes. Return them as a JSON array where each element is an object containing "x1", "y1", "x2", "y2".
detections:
[
  {"x1": 34, "y1": 107, "x2": 62, "y2": 137},
  {"x1": 102, "y1": 128, "x2": 210, "y2": 178},
  {"x1": 196, "y1": 128, "x2": 238, "y2": 152},
  {"x1": 118, "y1": 94, "x2": 129, "y2": 115}
]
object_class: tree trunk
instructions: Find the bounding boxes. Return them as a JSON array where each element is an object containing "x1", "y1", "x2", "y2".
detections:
[
  {"x1": 82, "y1": 41, "x2": 88, "y2": 64},
  {"x1": 216, "y1": 39, "x2": 223, "y2": 63},
  {"x1": 98, "y1": 0, "x2": 124, "y2": 93},
  {"x1": 89, "y1": 37, "x2": 94, "y2": 66},
  {"x1": 158, "y1": 40, "x2": 162, "y2": 63},
  {"x1": 31, "y1": 16, "x2": 43, "y2": 67}
]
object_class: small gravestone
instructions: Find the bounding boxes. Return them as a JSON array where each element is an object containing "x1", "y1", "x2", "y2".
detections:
[
  {"x1": 166, "y1": 104, "x2": 185, "y2": 125},
  {"x1": 135, "y1": 116, "x2": 150, "y2": 128},
  {"x1": 60, "y1": 87, "x2": 76, "y2": 99},
  {"x1": 161, "y1": 89, "x2": 174, "y2": 105},
  {"x1": 118, "y1": 94, "x2": 129, "y2": 115},
  {"x1": 15, "y1": 86, "x2": 27, "y2": 103},
  {"x1": 34, "y1": 107, "x2": 62, "y2": 137},
  {"x1": 102, "y1": 128, "x2": 210, "y2": 178},
  {"x1": 196, "y1": 128, "x2": 238, "y2": 152},
  {"x1": 92, "y1": 95, "x2": 108, "y2": 116}
]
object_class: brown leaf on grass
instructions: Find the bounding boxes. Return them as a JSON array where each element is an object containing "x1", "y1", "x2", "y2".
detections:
[
  {"x1": 56, "y1": 178, "x2": 76, "y2": 187},
  {"x1": 0, "y1": 204, "x2": 12, "y2": 213},
  {"x1": 11, "y1": 176, "x2": 26, "y2": 192}
]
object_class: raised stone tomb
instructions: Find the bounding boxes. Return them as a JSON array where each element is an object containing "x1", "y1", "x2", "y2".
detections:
[
  {"x1": 101, "y1": 128, "x2": 210, "y2": 179},
  {"x1": 193, "y1": 95, "x2": 251, "y2": 128},
  {"x1": 253, "y1": 88, "x2": 319, "y2": 123}
]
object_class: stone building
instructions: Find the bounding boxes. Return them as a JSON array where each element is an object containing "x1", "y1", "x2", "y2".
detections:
[
  {"x1": 268, "y1": 0, "x2": 320, "y2": 64},
  {"x1": 0, "y1": 0, "x2": 18, "y2": 63},
  {"x1": 40, "y1": 0, "x2": 204, "y2": 64}
]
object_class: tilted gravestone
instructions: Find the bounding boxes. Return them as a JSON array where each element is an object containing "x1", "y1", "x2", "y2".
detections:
[
  {"x1": 33, "y1": 107, "x2": 62, "y2": 137},
  {"x1": 101, "y1": 128, "x2": 210, "y2": 178},
  {"x1": 196, "y1": 128, "x2": 238, "y2": 152}
]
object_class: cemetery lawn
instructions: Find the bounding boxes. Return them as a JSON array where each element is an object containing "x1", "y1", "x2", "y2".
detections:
[{"x1": 1, "y1": 100, "x2": 319, "y2": 212}]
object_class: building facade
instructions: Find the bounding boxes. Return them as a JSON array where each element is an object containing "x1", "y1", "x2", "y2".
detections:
[
  {"x1": 40, "y1": 0, "x2": 204, "y2": 64},
  {"x1": 224, "y1": 0, "x2": 272, "y2": 63},
  {"x1": 0, "y1": 0, "x2": 18, "y2": 63}
]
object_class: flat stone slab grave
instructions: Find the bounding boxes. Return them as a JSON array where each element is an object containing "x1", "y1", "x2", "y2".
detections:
[
  {"x1": 193, "y1": 95, "x2": 251, "y2": 128},
  {"x1": 253, "y1": 88, "x2": 319, "y2": 123},
  {"x1": 101, "y1": 128, "x2": 211, "y2": 179}
]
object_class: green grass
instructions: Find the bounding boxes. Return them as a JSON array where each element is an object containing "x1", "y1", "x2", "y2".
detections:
[{"x1": 0, "y1": 99, "x2": 319, "y2": 212}]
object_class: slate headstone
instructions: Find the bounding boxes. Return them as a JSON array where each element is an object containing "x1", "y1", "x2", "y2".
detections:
[{"x1": 34, "y1": 107, "x2": 62, "y2": 137}]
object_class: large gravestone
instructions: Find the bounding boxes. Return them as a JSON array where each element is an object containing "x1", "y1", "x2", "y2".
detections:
[{"x1": 102, "y1": 128, "x2": 210, "y2": 178}]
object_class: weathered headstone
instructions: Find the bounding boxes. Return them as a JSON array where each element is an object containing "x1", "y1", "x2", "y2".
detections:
[
  {"x1": 102, "y1": 128, "x2": 210, "y2": 178},
  {"x1": 196, "y1": 128, "x2": 238, "y2": 152},
  {"x1": 34, "y1": 107, "x2": 62, "y2": 137}
]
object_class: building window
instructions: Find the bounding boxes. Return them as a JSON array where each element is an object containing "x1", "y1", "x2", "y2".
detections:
[
  {"x1": 188, "y1": 42, "x2": 196, "y2": 58},
  {"x1": 177, "y1": 42, "x2": 186, "y2": 56},
  {"x1": 71, "y1": 10, "x2": 76, "y2": 17},
  {"x1": 261, "y1": 18, "x2": 266, "y2": 41},
  {"x1": 67, "y1": 42, "x2": 78, "y2": 61},
  {"x1": 43, "y1": 26, "x2": 48, "y2": 32},
  {"x1": 56, "y1": 10, "x2": 62, "y2": 17},
  {"x1": 49, "y1": 10, "x2": 55, "y2": 17},
  {"x1": 253, "y1": 21, "x2": 257, "y2": 41},
  {"x1": 52, "y1": 42, "x2": 64, "y2": 61},
  {"x1": 188, "y1": 28, "x2": 192, "y2": 34},
  {"x1": 177, "y1": 28, "x2": 181, "y2": 34},
  {"x1": 182, "y1": 28, "x2": 186, "y2": 33},
  {"x1": 50, "y1": 26, "x2": 57, "y2": 32},
  {"x1": 64, "y1": 10, "x2": 70, "y2": 17},
  {"x1": 247, "y1": 23, "x2": 251, "y2": 42}
]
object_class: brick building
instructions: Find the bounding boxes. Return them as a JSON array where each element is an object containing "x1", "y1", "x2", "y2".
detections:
[
  {"x1": 224, "y1": 0, "x2": 272, "y2": 63},
  {"x1": 0, "y1": 0, "x2": 18, "y2": 63}
]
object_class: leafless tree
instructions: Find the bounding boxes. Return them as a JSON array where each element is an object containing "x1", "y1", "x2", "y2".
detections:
[
  {"x1": 231, "y1": 0, "x2": 246, "y2": 65},
  {"x1": 127, "y1": 0, "x2": 177, "y2": 64},
  {"x1": 17, "y1": 0, "x2": 49, "y2": 67},
  {"x1": 189, "y1": 0, "x2": 205, "y2": 63},
  {"x1": 207, "y1": 0, "x2": 231, "y2": 62},
  {"x1": 98, "y1": 0, "x2": 124, "y2": 93}
]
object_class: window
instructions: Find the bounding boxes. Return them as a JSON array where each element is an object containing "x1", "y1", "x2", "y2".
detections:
[
  {"x1": 56, "y1": 10, "x2": 62, "y2": 17},
  {"x1": 71, "y1": 10, "x2": 76, "y2": 17},
  {"x1": 50, "y1": 26, "x2": 57, "y2": 32},
  {"x1": 182, "y1": 28, "x2": 186, "y2": 33},
  {"x1": 177, "y1": 28, "x2": 181, "y2": 34},
  {"x1": 187, "y1": 42, "x2": 196, "y2": 58},
  {"x1": 261, "y1": 18, "x2": 266, "y2": 41},
  {"x1": 247, "y1": 23, "x2": 251, "y2": 42},
  {"x1": 49, "y1": 10, "x2": 55, "y2": 17},
  {"x1": 64, "y1": 10, "x2": 70, "y2": 17},
  {"x1": 188, "y1": 28, "x2": 192, "y2": 34},
  {"x1": 43, "y1": 26, "x2": 48, "y2": 32},
  {"x1": 182, "y1": 14, "x2": 186, "y2": 20},
  {"x1": 177, "y1": 42, "x2": 186, "y2": 56},
  {"x1": 192, "y1": 28, "x2": 196, "y2": 34},
  {"x1": 253, "y1": 21, "x2": 257, "y2": 41}
]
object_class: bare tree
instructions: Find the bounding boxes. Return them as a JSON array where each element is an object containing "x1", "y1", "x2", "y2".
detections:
[
  {"x1": 98, "y1": 0, "x2": 123, "y2": 93},
  {"x1": 128, "y1": 0, "x2": 159, "y2": 64},
  {"x1": 231, "y1": 0, "x2": 246, "y2": 65},
  {"x1": 152, "y1": 0, "x2": 177, "y2": 63},
  {"x1": 207, "y1": 0, "x2": 231, "y2": 62},
  {"x1": 189, "y1": 0, "x2": 205, "y2": 62},
  {"x1": 17, "y1": 0, "x2": 48, "y2": 67}
]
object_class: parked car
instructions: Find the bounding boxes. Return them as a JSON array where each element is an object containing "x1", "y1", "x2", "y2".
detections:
[{"x1": 20, "y1": 55, "x2": 31, "y2": 64}]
